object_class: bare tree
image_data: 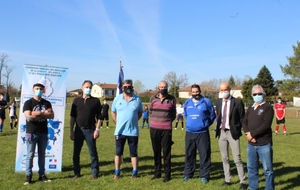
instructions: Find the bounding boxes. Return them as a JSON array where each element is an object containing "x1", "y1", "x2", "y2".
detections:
[
  {"x1": 3, "y1": 64, "x2": 14, "y2": 102},
  {"x1": 163, "y1": 71, "x2": 189, "y2": 97},
  {"x1": 0, "y1": 54, "x2": 9, "y2": 86},
  {"x1": 133, "y1": 80, "x2": 145, "y2": 95}
]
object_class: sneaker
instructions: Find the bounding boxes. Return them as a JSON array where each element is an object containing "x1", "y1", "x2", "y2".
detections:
[
  {"x1": 181, "y1": 128, "x2": 183, "y2": 130},
  {"x1": 24, "y1": 175, "x2": 32, "y2": 185},
  {"x1": 113, "y1": 174, "x2": 120, "y2": 180},
  {"x1": 151, "y1": 174, "x2": 161, "y2": 180},
  {"x1": 175, "y1": 128, "x2": 177, "y2": 130},
  {"x1": 130, "y1": 174, "x2": 137, "y2": 179},
  {"x1": 201, "y1": 177, "x2": 208, "y2": 184},
  {"x1": 91, "y1": 175, "x2": 98, "y2": 180},
  {"x1": 163, "y1": 177, "x2": 171, "y2": 183},
  {"x1": 73, "y1": 174, "x2": 80, "y2": 179},
  {"x1": 38, "y1": 175, "x2": 51, "y2": 182},
  {"x1": 275, "y1": 131, "x2": 278, "y2": 135},
  {"x1": 239, "y1": 183, "x2": 247, "y2": 190},
  {"x1": 182, "y1": 177, "x2": 190, "y2": 181},
  {"x1": 221, "y1": 181, "x2": 231, "y2": 186}
]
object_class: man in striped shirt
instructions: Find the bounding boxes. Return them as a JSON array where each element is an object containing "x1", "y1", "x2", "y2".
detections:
[{"x1": 149, "y1": 80, "x2": 176, "y2": 183}]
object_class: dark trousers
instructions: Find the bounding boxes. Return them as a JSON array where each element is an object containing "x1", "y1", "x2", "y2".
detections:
[
  {"x1": 73, "y1": 127, "x2": 99, "y2": 176},
  {"x1": 150, "y1": 128, "x2": 172, "y2": 178},
  {"x1": 184, "y1": 131, "x2": 211, "y2": 179}
]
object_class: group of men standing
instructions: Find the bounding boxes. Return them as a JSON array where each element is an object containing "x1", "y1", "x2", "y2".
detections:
[{"x1": 22, "y1": 78, "x2": 284, "y2": 190}]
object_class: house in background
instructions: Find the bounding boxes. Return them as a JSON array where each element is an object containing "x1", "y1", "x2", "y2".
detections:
[
  {"x1": 68, "y1": 89, "x2": 82, "y2": 97},
  {"x1": 230, "y1": 86, "x2": 243, "y2": 99},
  {"x1": 138, "y1": 89, "x2": 157, "y2": 97},
  {"x1": 91, "y1": 83, "x2": 117, "y2": 98}
]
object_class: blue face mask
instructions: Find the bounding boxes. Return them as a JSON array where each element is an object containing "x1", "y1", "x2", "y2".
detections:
[
  {"x1": 253, "y1": 95, "x2": 263, "y2": 103},
  {"x1": 84, "y1": 88, "x2": 91, "y2": 95},
  {"x1": 34, "y1": 89, "x2": 43, "y2": 97}
]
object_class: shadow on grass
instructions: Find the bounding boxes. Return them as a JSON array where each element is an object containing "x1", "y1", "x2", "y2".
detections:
[
  {"x1": 273, "y1": 162, "x2": 300, "y2": 189},
  {"x1": 286, "y1": 132, "x2": 300, "y2": 135}
]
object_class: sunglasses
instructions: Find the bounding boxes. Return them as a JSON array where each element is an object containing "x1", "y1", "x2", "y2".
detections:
[{"x1": 252, "y1": 92, "x2": 263, "y2": 96}]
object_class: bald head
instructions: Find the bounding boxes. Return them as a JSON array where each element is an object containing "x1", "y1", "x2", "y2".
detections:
[{"x1": 219, "y1": 82, "x2": 231, "y2": 92}]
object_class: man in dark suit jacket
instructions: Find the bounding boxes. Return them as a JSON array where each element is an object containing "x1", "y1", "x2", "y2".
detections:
[{"x1": 215, "y1": 82, "x2": 247, "y2": 190}]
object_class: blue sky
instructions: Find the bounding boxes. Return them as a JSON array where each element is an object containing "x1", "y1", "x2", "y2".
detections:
[{"x1": 1, "y1": 0, "x2": 299, "y2": 91}]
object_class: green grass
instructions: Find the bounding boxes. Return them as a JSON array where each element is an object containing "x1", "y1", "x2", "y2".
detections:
[{"x1": 0, "y1": 105, "x2": 300, "y2": 190}]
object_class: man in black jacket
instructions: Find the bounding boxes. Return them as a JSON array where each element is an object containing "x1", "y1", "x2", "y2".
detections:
[{"x1": 215, "y1": 82, "x2": 247, "y2": 190}]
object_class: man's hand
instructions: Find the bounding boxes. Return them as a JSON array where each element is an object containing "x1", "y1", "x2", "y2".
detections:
[
  {"x1": 245, "y1": 132, "x2": 256, "y2": 143},
  {"x1": 70, "y1": 131, "x2": 75, "y2": 140},
  {"x1": 93, "y1": 130, "x2": 100, "y2": 139}
]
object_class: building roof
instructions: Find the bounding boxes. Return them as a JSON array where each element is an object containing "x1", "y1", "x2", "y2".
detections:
[
  {"x1": 95, "y1": 83, "x2": 117, "y2": 89},
  {"x1": 68, "y1": 89, "x2": 82, "y2": 93},
  {"x1": 138, "y1": 90, "x2": 157, "y2": 97}
]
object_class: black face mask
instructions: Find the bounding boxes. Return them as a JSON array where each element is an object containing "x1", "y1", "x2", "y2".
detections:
[
  {"x1": 160, "y1": 89, "x2": 168, "y2": 95},
  {"x1": 124, "y1": 86, "x2": 133, "y2": 94},
  {"x1": 192, "y1": 94, "x2": 201, "y2": 100}
]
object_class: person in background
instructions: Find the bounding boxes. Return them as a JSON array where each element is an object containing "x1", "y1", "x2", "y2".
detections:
[
  {"x1": 111, "y1": 79, "x2": 143, "y2": 180},
  {"x1": 149, "y1": 80, "x2": 176, "y2": 183},
  {"x1": 215, "y1": 82, "x2": 247, "y2": 189},
  {"x1": 274, "y1": 97, "x2": 287, "y2": 135},
  {"x1": 23, "y1": 82, "x2": 54, "y2": 185},
  {"x1": 243, "y1": 84, "x2": 274, "y2": 190},
  {"x1": 0, "y1": 93, "x2": 8, "y2": 132},
  {"x1": 174, "y1": 102, "x2": 184, "y2": 130},
  {"x1": 142, "y1": 105, "x2": 149, "y2": 129},
  {"x1": 182, "y1": 84, "x2": 216, "y2": 184},
  {"x1": 9, "y1": 101, "x2": 18, "y2": 129},
  {"x1": 101, "y1": 98, "x2": 110, "y2": 128},
  {"x1": 70, "y1": 80, "x2": 102, "y2": 180}
]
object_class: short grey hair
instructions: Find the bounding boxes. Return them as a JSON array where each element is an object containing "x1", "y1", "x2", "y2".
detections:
[
  {"x1": 158, "y1": 80, "x2": 168, "y2": 89},
  {"x1": 251, "y1": 84, "x2": 266, "y2": 96}
]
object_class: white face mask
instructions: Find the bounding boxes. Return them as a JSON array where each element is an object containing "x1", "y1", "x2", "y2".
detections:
[{"x1": 219, "y1": 91, "x2": 230, "y2": 99}]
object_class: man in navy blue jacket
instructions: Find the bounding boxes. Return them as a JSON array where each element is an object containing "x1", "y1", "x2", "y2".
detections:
[{"x1": 182, "y1": 84, "x2": 216, "y2": 184}]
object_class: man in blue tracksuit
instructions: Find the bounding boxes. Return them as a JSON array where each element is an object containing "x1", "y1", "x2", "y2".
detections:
[{"x1": 182, "y1": 84, "x2": 216, "y2": 184}]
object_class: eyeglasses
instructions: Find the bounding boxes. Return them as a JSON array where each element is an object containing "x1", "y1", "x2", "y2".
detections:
[{"x1": 252, "y1": 92, "x2": 263, "y2": 96}]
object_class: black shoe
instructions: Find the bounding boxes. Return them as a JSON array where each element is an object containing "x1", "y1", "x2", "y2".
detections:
[
  {"x1": 239, "y1": 183, "x2": 247, "y2": 190},
  {"x1": 38, "y1": 175, "x2": 51, "y2": 182},
  {"x1": 163, "y1": 177, "x2": 171, "y2": 183},
  {"x1": 24, "y1": 175, "x2": 32, "y2": 185},
  {"x1": 221, "y1": 181, "x2": 231, "y2": 186},
  {"x1": 91, "y1": 175, "x2": 98, "y2": 180},
  {"x1": 73, "y1": 174, "x2": 80, "y2": 179},
  {"x1": 151, "y1": 174, "x2": 161, "y2": 180}
]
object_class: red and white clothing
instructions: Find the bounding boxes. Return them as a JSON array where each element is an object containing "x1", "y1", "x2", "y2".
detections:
[{"x1": 274, "y1": 103, "x2": 286, "y2": 119}]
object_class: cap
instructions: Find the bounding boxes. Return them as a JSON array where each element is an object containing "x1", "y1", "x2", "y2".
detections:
[{"x1": 33, "y1": 83, "x2": 45, "y2": 89}]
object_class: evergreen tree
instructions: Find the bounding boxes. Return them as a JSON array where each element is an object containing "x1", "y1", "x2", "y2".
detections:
[
  {"x1": 280, "y1": 41, "x2": 300, "y2": 97},
  {"x1": 241, "y1": 78, "x2": 254, "y2": 103},
  {"x1": 228, "y1": 75, "x2": 236, "y2": 87},
  {"x1": 254, "y1": 65, "x2": 278, "y2": 101}
]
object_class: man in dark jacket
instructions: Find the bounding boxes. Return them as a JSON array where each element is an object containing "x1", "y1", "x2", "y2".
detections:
[{"x1": 215, "y1": 82, "x2": 247, "y2": 190}]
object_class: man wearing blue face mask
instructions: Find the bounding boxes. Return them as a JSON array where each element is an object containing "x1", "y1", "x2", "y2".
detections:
[
  {"x1": 23, "y1": 82, "x2": 54, "y2": 185},
  {"x1": 215, "y1": 82, "x2": 247, "y2": 189},
  {"x1": 243, "y1": 84, "x2": 274, "y2": 190},
  {"x1": 70, "y1": 80, "x2": 102, "y2": 180}
]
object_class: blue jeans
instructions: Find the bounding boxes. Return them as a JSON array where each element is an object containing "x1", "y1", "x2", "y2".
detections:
[
  {"x1": 26, "y1": 133, "x2": 48, "y2": 176},
  {"x1": 73, "y1": 127, "x2": 99, "y2": 176},
  {"x1": 247, "y1": 143, "x2": 274, "y2": 190}
]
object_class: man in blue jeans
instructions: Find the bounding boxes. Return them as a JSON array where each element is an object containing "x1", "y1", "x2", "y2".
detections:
[
  {"x1": 70, "y1": 80, "x2": 102, "y2": 180},
  {"x1": 23, "y1": 82, "x2": 54, "y2": 185},
  {"x1": 243, "y1": 84, "x2": 274, "y2": 190}
]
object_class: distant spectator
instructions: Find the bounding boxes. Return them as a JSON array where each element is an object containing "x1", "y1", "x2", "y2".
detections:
[{"x1": 274, "y1": 97, "x2": 287, "y2": 135}]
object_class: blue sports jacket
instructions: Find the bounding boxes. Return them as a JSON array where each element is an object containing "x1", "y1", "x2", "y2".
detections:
[{"x1": 184, "y1": 96, "x2": 216, "y2": 133}]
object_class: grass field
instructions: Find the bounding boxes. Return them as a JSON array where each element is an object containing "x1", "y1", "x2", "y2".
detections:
[{"x1": 0, "y1": 104, "x2": 299, "y2": 190}]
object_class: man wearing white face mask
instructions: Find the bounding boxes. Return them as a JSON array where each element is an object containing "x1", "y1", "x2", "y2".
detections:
[
  {"x1": 70, "y1": 80, "x2": 102, "y2": 180},
  {"x1": 215, "y1": 82, "x2": 247, "y2": 189},
  {"x1": 23, "y1": 82, "x2": 54, "y2": 185},
  {"x1": 243, "y1": 84, "x2": 274, "y2": 190}
]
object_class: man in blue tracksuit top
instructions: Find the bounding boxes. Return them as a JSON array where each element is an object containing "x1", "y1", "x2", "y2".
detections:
[{"x1": 182, "y1": 84, "x2": 216, "y2": 184}]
